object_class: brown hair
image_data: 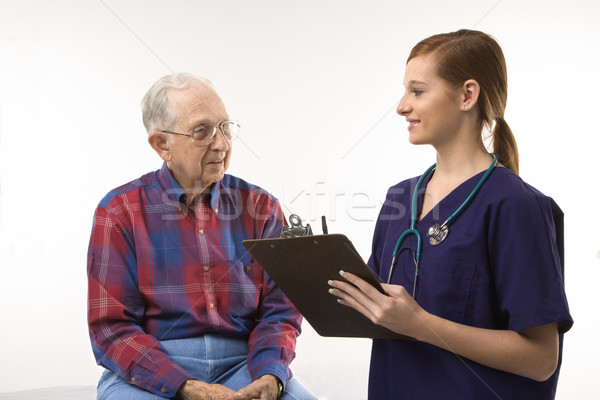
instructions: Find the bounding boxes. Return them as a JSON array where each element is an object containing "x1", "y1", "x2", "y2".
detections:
[{"x1": 408, "y1": 29, "x2": 519, "y2": 174}]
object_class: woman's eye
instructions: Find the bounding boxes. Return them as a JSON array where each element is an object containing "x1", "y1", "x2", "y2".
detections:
[{"x1": 411, "y1": 88, "x2": 424, "y2": 96}]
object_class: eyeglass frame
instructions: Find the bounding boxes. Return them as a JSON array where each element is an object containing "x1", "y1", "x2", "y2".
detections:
[{"x1": 160, "y1": 120, "x2": 240, "y2": 147}]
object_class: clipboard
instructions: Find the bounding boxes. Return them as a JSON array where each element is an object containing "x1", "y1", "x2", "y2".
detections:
[{"x1": 242, "y1": 234, "x2": 408, "y2": 340}]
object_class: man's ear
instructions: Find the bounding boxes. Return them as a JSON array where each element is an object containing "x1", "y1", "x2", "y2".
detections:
[
  {"x1": 460, "y1": 79, "x2": 480, "y2": 111},
  {"x1": 148, "y1": 131, "x2": 172, "y2": 162}
]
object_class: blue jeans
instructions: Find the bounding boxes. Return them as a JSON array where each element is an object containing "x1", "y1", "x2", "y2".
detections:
[{"x1": 97, "y1": 334, "x2": 316, "y2": 400}]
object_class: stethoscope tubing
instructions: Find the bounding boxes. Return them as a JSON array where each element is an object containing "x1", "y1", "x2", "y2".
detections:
[
  {"x1": 386, "y1": 154, "x2": 498, "y2": 291},
  {"x1": 442, "y1": 155, "x2": 498, "y2": 229},
  {"x1": 386, "y1": 165, "x2": 433, "y2": 285}
]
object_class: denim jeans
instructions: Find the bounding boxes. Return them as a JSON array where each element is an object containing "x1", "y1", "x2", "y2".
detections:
[{"x1": 97, "y1": 334, "x2": 316, "y2": 399}]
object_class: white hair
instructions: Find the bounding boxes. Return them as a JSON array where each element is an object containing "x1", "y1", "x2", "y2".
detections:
[{"x1": 141, "y1": 73, "x2": 215, "y2": 134}]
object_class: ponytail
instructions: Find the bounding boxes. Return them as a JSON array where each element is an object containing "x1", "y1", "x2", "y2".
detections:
[{"x1": 492, "y1": 117, "x2": 519, "y2": 175}]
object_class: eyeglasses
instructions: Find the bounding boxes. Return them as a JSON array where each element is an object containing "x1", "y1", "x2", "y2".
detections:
[{"x1": 161, "y1": 120, "x2": 240, "y2": 147}]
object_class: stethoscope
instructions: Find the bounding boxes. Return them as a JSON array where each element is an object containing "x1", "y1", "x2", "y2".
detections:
[{"x1": 386, "y1": 154, "x2": 498, "y2": 297}]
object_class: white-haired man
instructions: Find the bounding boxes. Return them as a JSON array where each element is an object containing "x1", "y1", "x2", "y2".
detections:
[{"x1": 87, "y1": 74, "x2": 316, "y2": 400}]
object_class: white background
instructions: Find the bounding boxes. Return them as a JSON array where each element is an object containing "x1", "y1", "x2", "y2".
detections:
[{"x1": 1, "y1": 1, "x2": 599, "y2": 398}]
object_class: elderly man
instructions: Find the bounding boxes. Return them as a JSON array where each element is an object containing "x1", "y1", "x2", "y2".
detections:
[{"x1": 87, "y1": 73, "x2": 315, "y2": 400}]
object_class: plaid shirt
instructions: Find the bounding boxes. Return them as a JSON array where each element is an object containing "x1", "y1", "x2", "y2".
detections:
[{"x1": 87, "y1": 163, "x2": 302, "y2": 398}]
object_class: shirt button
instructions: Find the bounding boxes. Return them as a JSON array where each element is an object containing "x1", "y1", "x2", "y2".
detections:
[
  {"x1": 198, "y1": 229, "x2": 204, "y2": 234},
  {"x1": 131, "y1": 377, "x2": 136, "y2": 382},
  {"x1": 245, "y1": 266, "x2": 251, "y2": 272},
  {"x1": 209, "y1": 303, "x2": 214, "y2": 309},
  {"x1": 215, "y1": 208, "x2": 219, "y2": 214},
  {"x1": 161, "y1": 387, "x2": 166, "y2": 394},
  {"x1": 203, "y1": 266, "x2": 210, "y2": 271}
]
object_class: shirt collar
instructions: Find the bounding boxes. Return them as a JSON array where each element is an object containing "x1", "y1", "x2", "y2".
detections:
[
  {"x1": 209, "y1": 179, "x2": 221, "y2": 211},
  {"x1": 158, "y1": 162, "x2": 221, "y2": 212},
  {"x1": 158, "y1": 162, "x2": 185, "y2": 203}
]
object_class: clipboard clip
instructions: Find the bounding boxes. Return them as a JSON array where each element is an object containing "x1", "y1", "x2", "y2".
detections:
[{"x1": 281, "y1": 214, "x2": 313, "y2": 238}]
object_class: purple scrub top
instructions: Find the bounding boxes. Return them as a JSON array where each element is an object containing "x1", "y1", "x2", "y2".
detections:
[{"x1": 367, "y1": 166, "x2": 572, "y2": 399}]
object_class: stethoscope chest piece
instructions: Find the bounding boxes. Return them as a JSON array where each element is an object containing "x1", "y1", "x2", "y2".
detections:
[{"x1": 427, "y1": 223, "x2": 448, "y2": 246}]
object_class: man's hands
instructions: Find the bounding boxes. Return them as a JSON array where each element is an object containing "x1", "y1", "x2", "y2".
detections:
[
  {"x1": 177, "y1": 375, "x2": 280, "y2": 400},
  {"x1": 177, "y1": 380, "x2": 237, "y2": 400},
  {"x1": 235, "y1": 374, "x2": 279, "y2": 400}
]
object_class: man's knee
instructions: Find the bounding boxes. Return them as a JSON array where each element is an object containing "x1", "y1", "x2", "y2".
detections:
[
  {"x1": 97, "y1": 370, "x2": 163, "y2": 400},
  {"x1": 281, "y1": 377, "x2": 318, "y2": 400}
]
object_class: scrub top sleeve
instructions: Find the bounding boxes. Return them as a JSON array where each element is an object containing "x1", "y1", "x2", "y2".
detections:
[{"x1": 488, "y1": 188, "x2": 573, "y2": 334}]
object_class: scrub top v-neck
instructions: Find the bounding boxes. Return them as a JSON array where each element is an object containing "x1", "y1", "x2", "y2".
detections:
[{"x1": 366, "y1": 167, "x2": 572, "y2": 400}]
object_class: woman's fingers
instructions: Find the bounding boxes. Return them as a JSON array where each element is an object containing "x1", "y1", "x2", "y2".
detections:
[
  {"x1": 329, "y1": 272, "x2": 424, "y2": 336},
  {"x1": 328, "y1": 270, "x2": 387, "y2": 323},
  {"x1": 337, "y1": 270, "x2": 385, "y2": 300}
]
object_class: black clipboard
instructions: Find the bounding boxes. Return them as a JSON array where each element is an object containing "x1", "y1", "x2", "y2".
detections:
[{"x1": 242, "y1": 234, "x2": 408, "y2": 340}]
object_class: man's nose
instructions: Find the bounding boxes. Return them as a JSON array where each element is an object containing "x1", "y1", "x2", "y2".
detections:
[{"x1": 209, "y1": 127, "x2": 230, "y2": 151}]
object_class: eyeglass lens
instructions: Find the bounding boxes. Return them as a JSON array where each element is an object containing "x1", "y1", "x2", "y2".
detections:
[{"x1": 192, "y1": 122, "x2": 239, "y2": 145}]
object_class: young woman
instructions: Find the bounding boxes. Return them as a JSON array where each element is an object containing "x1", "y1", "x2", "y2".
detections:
[{"x1": 328, "y1": 30, "x2": 572, "y2": 399}]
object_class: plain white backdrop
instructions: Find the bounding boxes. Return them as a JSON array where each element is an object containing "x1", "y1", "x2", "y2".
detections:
[{"x1": 1, "y1": 1, "x2": 599, "y2": 398}]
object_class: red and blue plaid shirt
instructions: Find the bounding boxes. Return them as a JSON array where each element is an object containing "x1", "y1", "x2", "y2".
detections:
[{"x1": 87, "y1": 163, "x2": 302, "y2": 397}]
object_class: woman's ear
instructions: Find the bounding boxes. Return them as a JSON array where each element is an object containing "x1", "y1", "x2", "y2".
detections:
[
  {"x1": 148, "y1": 131, "x2": 172, "y2": 162},
  {"x1": 460, "y1": 79, "x2": 480, "y2": 111}
]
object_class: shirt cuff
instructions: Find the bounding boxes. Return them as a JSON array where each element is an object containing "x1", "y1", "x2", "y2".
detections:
[
  {"x1": 254, "y1": 362, "x2": 291, "y2": 390},
  {"x1": 127, "y1": 363, "x2": 193, "y2": 398}
]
